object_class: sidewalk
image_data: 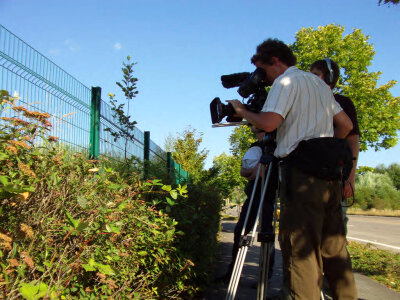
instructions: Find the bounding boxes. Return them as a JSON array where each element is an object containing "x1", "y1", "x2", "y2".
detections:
[{"x1": 203, "y1": 216, "x2": 400, "y2": 300}]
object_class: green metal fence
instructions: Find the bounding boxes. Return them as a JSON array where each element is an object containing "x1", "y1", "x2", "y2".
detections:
[{"x1": 0, "y1": 24, "x2": 189, "y2": 185}]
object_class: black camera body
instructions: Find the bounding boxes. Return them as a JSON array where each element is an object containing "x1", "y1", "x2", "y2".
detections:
[{"x1": 210, "y1": 68, "x2": 269, "y2": 124}]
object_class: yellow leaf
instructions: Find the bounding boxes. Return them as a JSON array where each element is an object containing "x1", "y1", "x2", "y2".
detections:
[
  {"x1": 12, "y1": 192, "x2": 29, "y2": 202},
  {"x1": 20, "y1": 192, "x2": 29, "y2": 201},
  {"x1": 88, "y1": 168, "x2": 99, "y2": 173}
]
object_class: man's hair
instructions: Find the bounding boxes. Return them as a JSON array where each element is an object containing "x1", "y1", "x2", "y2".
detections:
[
  {"x1": 310, "y1": 59, "x2": 340, "y2": 88},
  {"x1": 251, "y1": 38, "x2": 297, "y2": 67}
]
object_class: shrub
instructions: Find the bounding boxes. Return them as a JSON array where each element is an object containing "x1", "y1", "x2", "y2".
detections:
[
  {"x1": 355, "y1": 171, "x2": 400, "y2": 209},
  {"x1": 0, "y1": 91, "x2": 222, "y2": 299}
]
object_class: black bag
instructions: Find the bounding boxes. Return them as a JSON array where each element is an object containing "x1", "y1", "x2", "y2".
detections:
[{"x1": 287, "y1": 137, "x2": 353, "y2": 180}]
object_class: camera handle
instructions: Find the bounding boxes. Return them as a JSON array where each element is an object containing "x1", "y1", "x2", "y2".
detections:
[{"x1": 226, "y1": 153, "x2": 278, "y2": 300}]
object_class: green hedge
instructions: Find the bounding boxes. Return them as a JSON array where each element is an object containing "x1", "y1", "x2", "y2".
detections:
[{"x1": 0, "y1": 90, "x2": 223, "y2": 299}]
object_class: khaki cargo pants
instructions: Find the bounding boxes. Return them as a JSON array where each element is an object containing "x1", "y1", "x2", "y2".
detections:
[{"x1": 278, "y1": 163, "x2": 357, "y2": 300}]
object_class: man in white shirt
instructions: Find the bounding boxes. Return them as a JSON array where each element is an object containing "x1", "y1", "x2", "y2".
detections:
[{"x1": 228, "y1": 39, "x2": 357, "y2": 300}]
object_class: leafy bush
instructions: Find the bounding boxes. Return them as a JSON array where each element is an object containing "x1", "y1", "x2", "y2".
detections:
[
  {"x1": 374, "y1": 163, "x2": 400, "y2": 190},
  {"x1": 0, "y1": 91, "x2": 222, "y2": 299},
  {"x1": 348, "y1": 241, "x2": 400, "y2": 292},
  {"x1": 355, "y1": 171, "x2": 400, "y2": 209},
  {"x1": 140, "y1": 180, "x2": 223, "y2": 288}
]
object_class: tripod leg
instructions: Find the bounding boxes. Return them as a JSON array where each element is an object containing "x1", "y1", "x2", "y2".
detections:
[
  {"x1": 257, "y1": 241, "x2": 273, "y2": 300},
  {"x1": 257, "y1": 162, "x2": 279, "y2": 300},
  {"x1": 226, "y1": 163, "x2": 267, "y2": 300},
  {"x1": 226, "y1": 246, "x2": 249, "y2": 300}
]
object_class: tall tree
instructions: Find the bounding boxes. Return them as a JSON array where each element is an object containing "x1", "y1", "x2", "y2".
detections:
[
  {"x1": 210, "y1": 125, "x2": 259, "y2": 199},
  {"x1": 166, "y1": 127, "x2": 209, "y2": 183},
  {"x1": 210, "y1": 152, "x2": 246, "y2": 198},
  {"x1": 229, "y1": 125, "x2": 257, "y2": 158},
  {"x1": 290, "y1": 24, "x2": 400, "y2": 151},
  {"x1": 374, "y1": 163, "x2": 400, "y2": 190}
]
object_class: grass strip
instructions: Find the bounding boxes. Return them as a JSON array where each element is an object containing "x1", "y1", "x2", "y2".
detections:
[
  {"x1": 348, "y1": 208, "x2": 400, "y2": 217},
  {"x1": 348, "y1": 241, "x2": 400, "y2": 292}
]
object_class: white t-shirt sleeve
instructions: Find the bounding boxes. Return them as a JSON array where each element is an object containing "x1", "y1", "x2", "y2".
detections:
[{"x1": 242, "y1": 146, "x2": 262, "y2": 169}]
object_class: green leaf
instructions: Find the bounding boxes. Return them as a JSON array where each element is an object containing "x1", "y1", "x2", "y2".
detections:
[
  {"x1": 0, "y1": 175, "x2": 9, "y2": 186},
  {"x1": 82, "y1": 263, "x2": 96, "y2": 272},
  {"x1": 65, "y1": 211, "x2": 79, "y2": 228},
  {"x1": 108, "y1": 183, "x2": 121, "y2": 190},
  {"x1": 162, "y1": 185, "x2": 172, "y2": 192},
  {"x1": 3, "y1": 184, "x2": 34, "y2": 193},
  {"x1": 77, "y1": 195, "x2": 88, "y2": 208},
  {"x1": 137, "y1": 251, "x2": 147, "y2": 256},
  {"x1": 170, "y1": 190, "x2": 178, "y2": 200},
  {"x1": 106, "y1": 223, "x2": 121, "y2": 234},
  {"x1": 76, "y1": 221, "x2": 89, "y2": 233},
  {"x1": 118, "y1": 200, "x2": 127, "y2": 211},
  {"x1": 95, "y1": 263, "x2": 115, "y2": 275},
  {"x1": 19, "y1": 281, "x2": 48, "y2": 300},
  {"x1": 166, "y1": 197, "x2": 176, "y2": 206}
]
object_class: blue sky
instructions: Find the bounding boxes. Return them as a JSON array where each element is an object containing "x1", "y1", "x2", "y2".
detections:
[{"x1": 1, "y1": 0, "x2": 399, "y2": 169}]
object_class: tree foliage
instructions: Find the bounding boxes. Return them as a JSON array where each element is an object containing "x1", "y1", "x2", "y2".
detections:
[
  {"x1": 105, "y1": 56, "x2": 138, "y2": 160},
  {"x1": 210, "y1": 152, "x2": 246, "y2": 198},
  {"x1": 378, "y1": 0, "x2": 399, "y2": 5},
  {"x1": 290, "y1": 24, "x2": 400, "y2": 151},
  {"x1": 167, "y1": 127, "x2": 209, "y2": 183},
  {"x1": 374, "y1": 163, "x2": 400, "y2": 190},
  {"x1": 229, "y1": 125, "x2": 257, "y2": 158},
  {"x1": 355, "y1": 171, "x2": 400, "y2": 209},
  {"x1": 210, "y1": 125, "x2": 258, "y2": 199}
]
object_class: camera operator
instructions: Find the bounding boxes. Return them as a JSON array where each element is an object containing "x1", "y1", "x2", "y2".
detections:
[
  {"x1": 220, "y1": 125, "x2": 277, "y2": 284},
  {"x1": 228, "y1": 39, "x2": 357, "y2": 300},
  {"x1": 310, "y1": 58, "x2": 360, "y2": 232}
]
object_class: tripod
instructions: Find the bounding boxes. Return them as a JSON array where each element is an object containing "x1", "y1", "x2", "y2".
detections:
[{"x1": 226, "y1": 135, "x2": 278, "y2": 300}]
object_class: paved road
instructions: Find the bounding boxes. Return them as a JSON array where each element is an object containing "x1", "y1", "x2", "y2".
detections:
[{"x1": 347, "y1": 215, "x2": 400, "y2": 252}]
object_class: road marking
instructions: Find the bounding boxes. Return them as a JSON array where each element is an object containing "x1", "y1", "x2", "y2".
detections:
[{"x1": 347, "y1": 236, "x2": 400, "y2": 251}]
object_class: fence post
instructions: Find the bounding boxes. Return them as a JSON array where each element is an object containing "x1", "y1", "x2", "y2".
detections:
[
  {"x1": 89, "y1": 87, "x2": 101, "y2": 159},
  {"x1": 144, "y1": 131, "x2": 150, "y2": 179},
  {"x1": 167, "y1": 152, "x2": 172, "y2": 174},
  {"x1": 177, "y1": 163, "x2": 181, "y2": 184}
]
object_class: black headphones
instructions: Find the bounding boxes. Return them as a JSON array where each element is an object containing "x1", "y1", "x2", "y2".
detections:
[{"x1": 324, "y1": 58, "x2": 333, "y2": 84}]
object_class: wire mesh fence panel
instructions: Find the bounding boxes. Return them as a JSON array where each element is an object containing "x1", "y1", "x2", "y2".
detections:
[
  {"x1": 99, "y1": 99, "x2": 145, "y2": 160},
  {"x1": 0, "y1": 25, "x2": 91, "y2": 151},
  {"x1": 0, "y1": 24, "x2": 187, "y2": 183},
  {"x1": 150, "y1": 139, "x2": 167, "y2": 161}
]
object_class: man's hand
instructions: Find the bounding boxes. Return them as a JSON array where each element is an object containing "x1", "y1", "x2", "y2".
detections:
[
  {"x1": 227, "y1": 100, "x2": 283, "y2": 133},
  {"x1": 227, "y1": 100, "x2": 246, "y2": 117},
  {"x1": 343, "y1": 181, "x2": 354, "y2": 198}
]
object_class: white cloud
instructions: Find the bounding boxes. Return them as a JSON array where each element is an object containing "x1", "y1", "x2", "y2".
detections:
[
  {"x1": 64, "y1": 39, "x2": 79, "y2": 52},
  {"x1": 114, "y1": 42, "x2": 122, "y2": 50},
  {"x1": 48, "y1": 48, "x2": 61, "y2": 55}
]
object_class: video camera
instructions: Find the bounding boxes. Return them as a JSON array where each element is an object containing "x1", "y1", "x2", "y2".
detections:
[{"x1": 210, "y1": 67, "x2": 269, "y2": 125}]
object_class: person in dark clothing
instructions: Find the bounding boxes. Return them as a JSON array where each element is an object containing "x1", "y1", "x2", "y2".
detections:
[
  {"x1": 310, "y1": 58, "x2": 360, "y2": 230},
  {"x1": 311, "y1": 58, "x2": 361, "y2": 300}
]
